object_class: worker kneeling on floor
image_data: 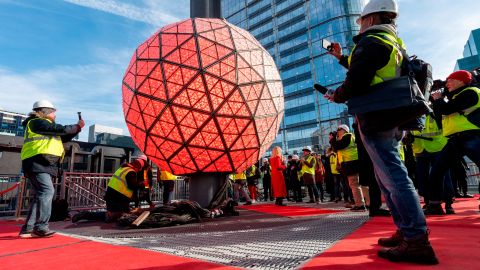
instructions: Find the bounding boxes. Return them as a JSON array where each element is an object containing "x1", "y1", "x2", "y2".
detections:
[{"x1": 72, "y1": 159, "x2": 146, "y2": 223}]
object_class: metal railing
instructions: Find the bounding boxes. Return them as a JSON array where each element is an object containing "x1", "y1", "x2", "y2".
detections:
[
  {"x1": 0, "y1": 172, "x2": 190, "y2": 217},
  {"x1": 0, "y1": 175, "x2": 23, "y2": 216},
  {"x1": 467, "y1": 162, "x2": 480, "y2": 192},
  {"x1": 62, "y1": 173, "x2": 111, "y2": 211}
]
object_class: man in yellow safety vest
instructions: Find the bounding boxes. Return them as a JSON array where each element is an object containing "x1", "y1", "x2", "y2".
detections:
[
  {"x1": 72, "y1": 159, "x2": 146, "y2": 223},
  {"x1": 19, "y1": 100, "x2": 84, "y2": 238},
  {"x1": 428, "y1": 70, "x2": 480, "y2": 214},
  {"x1": 321, "y1": 0, "x2": 438, "y2": 264},
  {"x1": 158, "y1": 169, "x2": 180, "y2": 205}
]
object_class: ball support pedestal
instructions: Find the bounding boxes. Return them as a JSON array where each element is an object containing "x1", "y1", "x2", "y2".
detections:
[{"x1": 189, "y1": 172, "x2": 228, "y2": 207}]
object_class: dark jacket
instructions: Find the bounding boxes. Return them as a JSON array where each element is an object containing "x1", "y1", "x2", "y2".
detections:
[
  {"x1": 330, "y1": 133, "x2": 352, "y2": 152},
  {"x1": 433, "y1": 86, "x2": 479, "y2": 116},
  {"x1": 21, "y1": 115, "x2": 81, "y2": 177},
  {"x1": 333, "y1": 25, "x2": 403, "y2": 131},
  {"x1": 333, "y1": 25, "x2": 398, "y2": 103}
]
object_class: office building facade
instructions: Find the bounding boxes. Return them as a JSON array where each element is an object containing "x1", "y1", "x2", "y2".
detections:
[
  {"x1": 0, "y1": 109, "x2": 28, "y2": 137},
  {"x1": 221, "y1": 0, "x2": 364, "y2": 154},
  {"x1": 456, "y1": 28, "x2": 480, "y2": 71},
  {"x1": 88, "y1": 124, "x2": 123, "y2": 143}
]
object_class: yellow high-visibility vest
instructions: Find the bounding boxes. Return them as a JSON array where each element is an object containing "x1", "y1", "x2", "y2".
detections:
[
  {"x1": 412, "y1": 114, "x2": 447, "y2": 155},
  {"x1": 160, "y1": 170, "x2": 179, "y2": 180},
  {"x1": 349, "y1": 31, "x2": 404, "y2": 86},
  {"x1": 108, "y1": 166, "x2": 135, "y2": 198},
  {"x1": 337, "y1": 133, "x2": 359, "y2": 162},
  {"x1": 301, "y1": 155, "x2": 316, "y2": 175},
  {"x1": 329, "y1": 154, "x2": 339, "y2": 175},
  {"x1": 442, "y1": 87, "x2": 480, "y2": 136},
  {"x1": 233, "y1": 172, "x2": 247, "y2": 180},
  {"x1": 246, "y1": 165, "x2": 256, "y2": 177},
  {"x1": 21, "y1": 118, "x2": 65, "y2": 160}
]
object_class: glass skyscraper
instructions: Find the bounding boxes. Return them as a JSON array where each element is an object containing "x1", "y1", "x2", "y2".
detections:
[
  {"x1": 221, "y1": 0, "x2": 365, "y2": 154},
  {"x1": 455, "y1": 28, "x2": 480, "y2": 72}
]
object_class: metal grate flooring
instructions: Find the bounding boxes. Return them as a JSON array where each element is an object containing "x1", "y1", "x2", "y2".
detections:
[{"x1": 52, "y1": 204, "x2": 369, "y2": 270}]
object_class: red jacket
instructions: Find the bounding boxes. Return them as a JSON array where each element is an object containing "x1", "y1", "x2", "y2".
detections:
[{"x1": 270, "y1": 156, "x2": 286, "y2": 197}]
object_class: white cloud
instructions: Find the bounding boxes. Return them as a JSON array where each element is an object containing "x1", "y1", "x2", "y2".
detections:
[
  {"x1": 64, "y1": 0, "x2": 186, "y2": 27},
  {"x1": 0, "y1": 53, "x2": 130, "y2": 141}
]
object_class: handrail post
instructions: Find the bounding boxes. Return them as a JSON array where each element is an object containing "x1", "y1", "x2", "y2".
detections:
[{"x1": 15, "y1": 176, "x2": 26, "y2": 220}]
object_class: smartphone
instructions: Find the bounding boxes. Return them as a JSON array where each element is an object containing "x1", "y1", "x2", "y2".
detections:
[
  {"x1": 322, "y1": 39, "x2": 332, "y2": 51},
  {"x1": 77, "y1": 112, "x2": 82, "y2": 120}
]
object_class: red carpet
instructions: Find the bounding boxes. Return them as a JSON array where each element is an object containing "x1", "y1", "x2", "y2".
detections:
[
  {"x1": 0, "y1": 221, "x2": 238, "y2": 270},
  {"x1": 239, "y1": 204, "x2": 345, "y2": 217},
  {"x1": 300, "y1": 196, "x2": 480, "y2": 269}
]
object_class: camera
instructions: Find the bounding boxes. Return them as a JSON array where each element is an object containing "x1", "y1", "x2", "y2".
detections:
[
  {"x1": 431, "y1": 79, "x2": 447, "y2": 97},
  {"x1": 431, "y1": 79, "x2": 445, "y2": 91},
  {"x1": 472, "y1": 67, "x2": 480, "y2": 86}
]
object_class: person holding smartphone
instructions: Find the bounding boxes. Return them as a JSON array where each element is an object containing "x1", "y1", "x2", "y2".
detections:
[{"x1": 316, "y1": 0, "x2": 438, "y2": 265}]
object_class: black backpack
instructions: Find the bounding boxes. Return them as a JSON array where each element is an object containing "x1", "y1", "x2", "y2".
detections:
[{"x1": 408, "y1": 56, "x2": 433, "y2": 99}]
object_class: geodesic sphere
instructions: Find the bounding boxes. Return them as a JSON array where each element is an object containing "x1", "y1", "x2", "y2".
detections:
[{"x1": 122, "y1": 18, "x2": 284, "y2": 175}]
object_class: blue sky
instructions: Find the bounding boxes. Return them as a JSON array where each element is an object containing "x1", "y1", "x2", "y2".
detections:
[{"x1": 1, "y1": 0, "x2": 479, "y2": 142}]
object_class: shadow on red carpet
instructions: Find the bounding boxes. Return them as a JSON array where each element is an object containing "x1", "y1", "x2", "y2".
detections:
[{"x1": 300, "y1": 196, "x2": 480, "y2": 270}]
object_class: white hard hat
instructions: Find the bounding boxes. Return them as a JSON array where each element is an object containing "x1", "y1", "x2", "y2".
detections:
[
  {"x1": 302, "y1": 146, "x2": 312, "y2": 152},
  {"x1": 338, "y1": 124, "x2": 350, "y2": 133},
  {"x1": 135, "y1": 154, "x2": 148, "y2": 161},
  {"x1": 263, "y1": 158, "x2": 268, "y2": 163},
  {"x1": 33, "y1": 100, "x2": 56, "y2": 111},
  {"x1": 292, "y1": 155, "x2": 299, "y2": 160},
  {"x1": 357, "y1": 0, "x2": 398, "y2": 23}
]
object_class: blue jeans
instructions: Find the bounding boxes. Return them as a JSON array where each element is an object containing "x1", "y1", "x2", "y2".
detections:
[
  {"x1": 359, "y1": 127, "x2": 426, "y2": 239},
  {"x1": 428, "y1": 133, "x2": 480, "y2": 202},
  {"x1": 21, "y1": 172, "x2": 55, "y2": 233}
]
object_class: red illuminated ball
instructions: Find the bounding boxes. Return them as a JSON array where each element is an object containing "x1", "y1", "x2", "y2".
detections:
[{"x1": 122, "y1": 18, "x2": 284, "y2": 174}]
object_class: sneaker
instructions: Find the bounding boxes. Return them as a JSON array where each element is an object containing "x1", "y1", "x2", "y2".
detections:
[
  {"x1": 351, "y1": 205, "x2": 366, "y2": 211},
  {"x1": 378, "y1": 230, "x2": 403, "y2": 247},
  {"x1": 461, "y1": 193, "x2": 474, "y2": 198},
  {"x1": 244, "y1": 201, "x2": 252, "y2": 205},
  {"x1": 378, "y1": 233, "x2": 439, "y2": 265},
  {"x1": 423, "y1": 203, "x2": 445, "y2": 215},
  {"x1": 31, "y1": 230, "x2": 56, "y2": 238},
  {"x1": 18, "y1": 230, "x2": 33, "y2": 239}
]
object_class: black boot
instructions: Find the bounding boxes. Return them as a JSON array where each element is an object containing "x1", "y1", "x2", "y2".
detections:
[
  {"x1": 445, "y1": 203, "x2": 455, "y2": 214},
  {"x1": 378, "y1": 233, "x2": 439, "y2": 265},
  {"x1": 378, "y1": 230, "x2": 403, "y2": 247},
  {"x1": 423, "y1": 203, "x2": 445, "y2": 215}
]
